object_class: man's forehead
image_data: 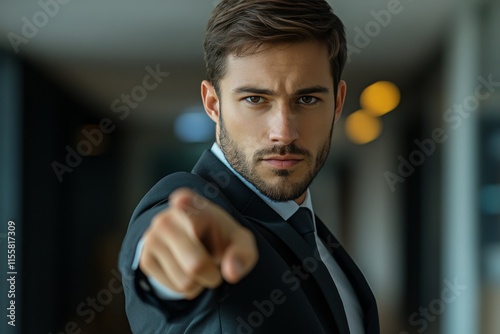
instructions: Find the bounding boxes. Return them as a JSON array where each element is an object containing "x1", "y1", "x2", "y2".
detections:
[{"x1": 220, "y1": 42, "x2": 334, "y2": 89}]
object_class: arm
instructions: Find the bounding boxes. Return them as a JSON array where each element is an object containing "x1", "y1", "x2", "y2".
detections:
[{"x1": 120, "y1": 183, "x2": 257, "y2": 324}]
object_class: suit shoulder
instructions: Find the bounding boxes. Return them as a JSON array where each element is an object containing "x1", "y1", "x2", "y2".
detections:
[{"x1": 132, "y1": 172, "x2": 209, "y2": 219}]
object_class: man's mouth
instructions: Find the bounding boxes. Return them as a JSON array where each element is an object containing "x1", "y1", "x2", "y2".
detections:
[{"x1": 261, "y1": 155, "x2": 303, "y2": 169}]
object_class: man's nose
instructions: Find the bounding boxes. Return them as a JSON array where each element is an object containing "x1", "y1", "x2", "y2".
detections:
[{"x1": 268, "y1": 103, "x2": 299, "y2": 145}]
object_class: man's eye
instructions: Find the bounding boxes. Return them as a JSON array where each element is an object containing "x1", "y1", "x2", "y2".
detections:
[
  {"x1": 298, "y1": 96, "x2": 318, "y2": 105},
  {"x1": 245, "y1": 96, "x2": 264, "y2": 104}
]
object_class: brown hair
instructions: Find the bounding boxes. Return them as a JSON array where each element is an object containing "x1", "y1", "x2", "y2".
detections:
[{"x1": 204, "y1": 0, "x2": 347, "y2": 96}]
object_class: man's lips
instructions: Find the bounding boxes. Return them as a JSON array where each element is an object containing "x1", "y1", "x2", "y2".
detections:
[{"x1": 261, "y1": 155, "x2": 303, "y2": 168}]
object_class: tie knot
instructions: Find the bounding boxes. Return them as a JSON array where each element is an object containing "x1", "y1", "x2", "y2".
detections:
[{"x1": 288, "y1": 207, "x2": 315, "y2": 237}]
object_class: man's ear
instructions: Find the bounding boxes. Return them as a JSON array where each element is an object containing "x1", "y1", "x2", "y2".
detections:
[
  {"x1": 201, "y1": 80, "x2": 220, "y2": 124},
  {"x1": 334, "y1": 80, "x2": 347, "y2": 122}
]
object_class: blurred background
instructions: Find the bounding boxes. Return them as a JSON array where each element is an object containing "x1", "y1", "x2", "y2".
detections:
[{"x1": 0, "y1": 0, "x2": 499, "y2": 333}]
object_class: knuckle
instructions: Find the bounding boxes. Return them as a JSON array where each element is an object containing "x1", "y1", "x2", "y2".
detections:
[
  {"x1": 151, "y1": 213, "x2": 169, "y2": 229},
  {"x1": 142, "y1": 230, "x2": 161, "y2": 250},
  {"x1": 151, "y1": 212, "x2": 178, "y2": 234},
  {"x1": 184, "y1": 260, "x2": 207, "y2": 277},
  {"x1": 139, "y1": 253, "x2": 155, "y2": 272}
]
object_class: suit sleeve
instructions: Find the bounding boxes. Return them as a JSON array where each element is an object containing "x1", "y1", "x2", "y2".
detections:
[{"x1": 118, "y1": 173, "x2": 219, "y2": 325}]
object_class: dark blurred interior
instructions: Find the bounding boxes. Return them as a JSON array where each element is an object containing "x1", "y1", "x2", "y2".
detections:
[{"x1": 1, "y1": 1, "x2": 499, "y2": 333}]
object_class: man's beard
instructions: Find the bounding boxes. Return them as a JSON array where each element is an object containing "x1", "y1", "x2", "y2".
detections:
[{"x1": 218, "y1": 110, "x2": 334, "y2": 202}]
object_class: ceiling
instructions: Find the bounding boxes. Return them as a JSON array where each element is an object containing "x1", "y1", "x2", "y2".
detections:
[{"x1": 0, "y1": 0, "x2": 458, "y2": 120}]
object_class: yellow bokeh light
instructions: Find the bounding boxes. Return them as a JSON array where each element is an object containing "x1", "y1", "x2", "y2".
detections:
[
  {"x1": 360, "y1": 81, "x2": 400, "y2": 116},
  {"x1": 345, "y1": 110, "x2": 382, "y2": 145}
]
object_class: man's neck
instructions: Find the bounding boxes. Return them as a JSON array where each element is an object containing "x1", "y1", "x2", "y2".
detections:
[{"x1": 294, "y1": 193, "x2": 306, "y2": 205}]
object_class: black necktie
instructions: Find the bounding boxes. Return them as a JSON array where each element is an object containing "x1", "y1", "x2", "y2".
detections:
[
  {"x1": 288, "y1": 207, "x2": 317, "y2": 250},
  {"x1": 286, "y1": 208, "x2": 348, "y2": 332}
]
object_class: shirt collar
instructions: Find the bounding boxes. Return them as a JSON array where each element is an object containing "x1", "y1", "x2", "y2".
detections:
[{"x1": 210, "y1": 143, "x2": 314, "y2": 221}]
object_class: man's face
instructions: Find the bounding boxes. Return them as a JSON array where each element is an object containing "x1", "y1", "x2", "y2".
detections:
[{"x1": 202, "y1": 41, "x2": 346, "y2": 203}]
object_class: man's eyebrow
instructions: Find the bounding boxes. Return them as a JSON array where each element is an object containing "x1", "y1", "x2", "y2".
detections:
[
  {"x1": 232, "y1": 85, "x2": 330, "y2": 96},
  {"x1": 295, "y1": 86, "x2": 330, "y2": 95},
  {"x1": 233, "y1": 87, "x2": 276, "y2": 95}
]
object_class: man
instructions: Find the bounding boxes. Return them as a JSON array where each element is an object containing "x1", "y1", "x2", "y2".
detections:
[{"x1": 119, "y1": 0, "x2": 380, "y2": 333}]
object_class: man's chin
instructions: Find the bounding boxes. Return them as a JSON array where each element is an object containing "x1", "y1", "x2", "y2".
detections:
[{"x1": 252, "y1": 178, "x2": 308, "y2": 202}]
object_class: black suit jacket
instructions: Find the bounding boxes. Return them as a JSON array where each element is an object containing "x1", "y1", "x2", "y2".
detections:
[{"x1": 119, "y1": 150, "x2": 379, "y2": 333}]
